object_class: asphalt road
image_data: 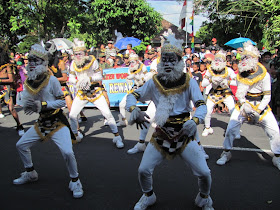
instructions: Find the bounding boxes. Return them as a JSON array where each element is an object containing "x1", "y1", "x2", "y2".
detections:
[{"x1": 0, "y1": 106, "x2": 279, "y2": 210}]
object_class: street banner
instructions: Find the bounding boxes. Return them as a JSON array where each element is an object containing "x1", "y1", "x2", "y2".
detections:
[{"x1": 83, "y1": 66, "x2": 150, "y2": 107}]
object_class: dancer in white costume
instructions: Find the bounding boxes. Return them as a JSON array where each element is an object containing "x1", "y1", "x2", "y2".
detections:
[
  {"x1": 216, "y1": 41, "x2": 280, "y2": 170},
  {"x1": 13, "y1": 44, "x2": 83, "y2": 198},
  {"x1": 201, "y1": 50, "x2": 237, "y2": 137},
  {"x1": 68, "y1": 39, "x2": 124, "y2": 148},
  {"x1": 116, "y1": 54, "x2": 156, "y2": 154},
  {"x1": 126, "y1": 30, "x2": 214, "y2": 210}
]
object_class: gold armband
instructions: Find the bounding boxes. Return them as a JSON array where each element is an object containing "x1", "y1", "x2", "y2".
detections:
[
  {"x1": 129, "y1": 105, "x2": 136, "y2": 112},
  {"x1": 41, "y1": 101, "x2": 47, "y2": 109},
  {"x1": 191, "y1": 117, "x2": 199, "y2": 125}
]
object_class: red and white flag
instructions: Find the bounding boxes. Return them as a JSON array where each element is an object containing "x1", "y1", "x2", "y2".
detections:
[{"x1": 179, "y1": 0, "x2": 187, "y2": 29}]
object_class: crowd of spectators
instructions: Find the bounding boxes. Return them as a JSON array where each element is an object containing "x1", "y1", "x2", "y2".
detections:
[{"x1": 2, "y1": 37, "x2": 280, "y2": 124}]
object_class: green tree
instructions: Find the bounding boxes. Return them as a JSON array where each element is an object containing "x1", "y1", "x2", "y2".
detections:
[
  {"x1": 84, "y1": 0, "x2": 162, "y2": 45},
  {"x1": 194, "y1": 0, "x2": 280, "y2": 50},
  {"x1": 2, "y1": 0, "x2": 162, "y2": 52},
  {"x1": 194, "y1": 0, "x2": 263, "y2": 49}
]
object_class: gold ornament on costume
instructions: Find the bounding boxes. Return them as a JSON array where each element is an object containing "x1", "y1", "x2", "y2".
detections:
[
  {"x1": 73, "y1": 38, "x2": 87, "y2": 52},
  {"x1": 73, "y1": 55, "x2": 96, "y2": 72},
  {"x1": 237, "y1": 63, "x2": 266, "y2": 86},
  {"x1": 24, "y1": 73, "x2": 51, "y2": 95},
  {"x1": 153, "y1": 73, "x2": 190, "y2": 96}
]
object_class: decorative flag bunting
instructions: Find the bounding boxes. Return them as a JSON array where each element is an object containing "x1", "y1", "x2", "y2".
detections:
[
  {"x1": 190, "y1": 9, "x2": 195, "y2": 52},
  {"x1": 179, "y1": 0, "x2": 187, "y2": 29}
]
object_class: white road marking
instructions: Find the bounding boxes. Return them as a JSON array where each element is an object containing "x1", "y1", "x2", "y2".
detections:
[{"x1": 203, "y1": 145, "x2": 273, "y2": 156}]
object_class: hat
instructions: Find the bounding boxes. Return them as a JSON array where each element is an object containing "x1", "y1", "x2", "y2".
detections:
[
  {"x1": 212, "y1": 38, "x2": 217, "y2": 42},
  {"x1": 99, "y1": 53, "x2": 106, "y2": 57},
  {"x1": 29, "y1": 44, "x2": 49, "y2": 61},
  {"x1": 73, "y1": 38, "x2": 86, "y2": 52},
  {"x1": 108, "y1": 40, "x2": 114, "y2": 44},
  {"x1": 110, "y1": 52, "x2": 116, "y2": 57},
  {"x1": 15, "y1": 55, "x2": 21, "y2": 60},
  {"x1": 210, "y1": 46, "x2": 216, "y2": 51},
  {"x1": 147, "y1": 49, "x2": 155, "y2": 55},
  {"x1": 61, "y1": 53, "x2": 68, "y2": 57},
  {"x1": 123, "y1": 54, "x2": 129, "y2": 59},
  {"x1": 117, "y1": 53, "x2": 123, "y2": 58}
]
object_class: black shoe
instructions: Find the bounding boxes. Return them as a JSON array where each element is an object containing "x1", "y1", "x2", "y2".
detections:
[{"x1": 81, "y1": 116, "x2": 87, "y2": 122}]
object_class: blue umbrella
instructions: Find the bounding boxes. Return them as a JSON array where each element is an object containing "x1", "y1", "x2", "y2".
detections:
[
  {"x1": 224, "y1": 37, "x2": 256, "y2": 49},
  {"x1": 115, "y1": 37, "x2": 142, "y2": 50}
]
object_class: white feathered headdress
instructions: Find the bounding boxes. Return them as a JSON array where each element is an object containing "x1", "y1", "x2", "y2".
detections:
[
  {"x1": 73, "y1": 38, "x2": 86, "y2": 52},
  {"x1": 161, "y1": 29, "x2": 184, "y2": 57},
  {"x1": 242, "y1": 41, "x2": 260, "y2": 58}
]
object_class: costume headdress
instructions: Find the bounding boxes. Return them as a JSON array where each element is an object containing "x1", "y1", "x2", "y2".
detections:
[
  {"x1": 29, "y1": 44, "x2": 48, "y2": 61},
  {"x1": 161, "y1": 29, "x2": 184, "y2": 57},
  {"x1": 214, "y1": 50, "x2": 226, "y2": 61},
  {"x1": 241, "y1": 41, "x2": 260, "y2": 58},
  {"x1": 73, "y1": 38, "x2": 86, "y2": 52},
  {"x1": 128, "y1": 54, "x2": 139, "y2": 62}
]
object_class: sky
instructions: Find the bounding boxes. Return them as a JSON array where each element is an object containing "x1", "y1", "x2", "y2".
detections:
[{"x1": 146, "y1": 0, "x2": 207, "y2": 34}]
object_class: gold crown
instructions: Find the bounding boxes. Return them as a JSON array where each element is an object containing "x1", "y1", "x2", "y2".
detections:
[
  {"x1": 161, "y1": 44, "x2": 183, "y2": 57},
  {"x1": 128, "y1": 54, "x2": 139, "y2": 62},
  {"x1": 29, "y1": 44, "x2": 48, "y2": 61},
  {"x1": 242, "y1": 50, "x2": 259, "y2": 58},
  {"x1": 73, "y1": 38, "x2": 86, "y2": 52},
  {"x1": 241, "y1": 41, "x2": 260, "y2": 58},
  {"x1": 214, "y1": 52, "x2": 226, "y2": 61}
]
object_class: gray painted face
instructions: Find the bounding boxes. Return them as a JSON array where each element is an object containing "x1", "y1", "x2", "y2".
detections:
[{"x1": 161, "y1": 52, "x2": 179, "y2": 73}]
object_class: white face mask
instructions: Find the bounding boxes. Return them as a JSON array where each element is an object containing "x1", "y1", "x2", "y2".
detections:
[
  {"x1": 238, "y1": 55, "x2": 258, "y2": 73},
  {"x1": 211, "y1": 58, "x2": 226, "y2": 72},
  {"x1": 73, "y1": 51, "x2": 86, "y2": 66}
]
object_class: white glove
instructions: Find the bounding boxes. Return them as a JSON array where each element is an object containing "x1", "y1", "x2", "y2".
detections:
[
  {"x1": 220, "y1": 79, "x2": 229, "y2": 89},
  {"x1": 240, "y1": 102, "x2": 253, "y2": 117},
  {"x1": 24, "y1": 99, "x2": 42, "y2": 115},
  {"x1": 77, "y1": 77, "x2": 91, "y2": 90},
  {"x1": 126, "y1": 74, "x2": 135, "y2": 80},
  {"x1": 178, "y1": 120, "x2": 197, "y2": 139},
  {"x1": 247, "y1": 110, "x2": 260, "y2": 123},
  {"x1": 128, "y1": 106, "x2": 150, "y2": 129},
  {"x1": 211, "y1": 76, "x2": 223, "y2": 86}
]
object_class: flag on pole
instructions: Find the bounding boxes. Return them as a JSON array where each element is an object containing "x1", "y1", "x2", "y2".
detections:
[{"x1": 179, "y1": 0, "x2": 187, "y2": 29}]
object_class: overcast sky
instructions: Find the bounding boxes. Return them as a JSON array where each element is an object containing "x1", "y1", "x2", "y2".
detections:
[{"x1": 146, "y1": 0, "x2": 207, "y2": 34}]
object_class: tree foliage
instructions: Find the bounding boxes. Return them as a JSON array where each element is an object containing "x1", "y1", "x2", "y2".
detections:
[
  {"x1": 1, "y1": 0, "x2": 162, "y2": 52},
  {"x1": 87, "y1": 0, "x2": 162, "y2": 45},
  {"x1": 194, "y1": 0, "x2": 280, "y2": 50}
]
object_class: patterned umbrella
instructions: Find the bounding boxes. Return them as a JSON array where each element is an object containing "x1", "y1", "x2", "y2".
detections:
[{"x1": 47, "y1": 38, "x2": 74, "y2": 51}]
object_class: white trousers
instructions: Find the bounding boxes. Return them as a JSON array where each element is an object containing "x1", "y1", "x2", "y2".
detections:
[
  {"x1": 16, "y1": 126, "x2": 79, "y2": 178},
  {"x1": 139, "y1": 101, "x2": 156, "y2": 140},
  {"x1": 223, "y1": 108, "x2": 280, "y2": 154},
  {"x1": 138, "y1": 140, "x2": 212, "y2": 195},
  {"x1": 69, "y1": 95, "x2": 118, "y2": 134},
  {"x1": 205, "y1": 95, "x2": 235, "y2": 128}
]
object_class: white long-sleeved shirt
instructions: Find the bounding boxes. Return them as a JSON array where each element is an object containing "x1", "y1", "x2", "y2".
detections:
[{"x1": 126, "y1": 76, "x2": 207, "y2": 123}]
